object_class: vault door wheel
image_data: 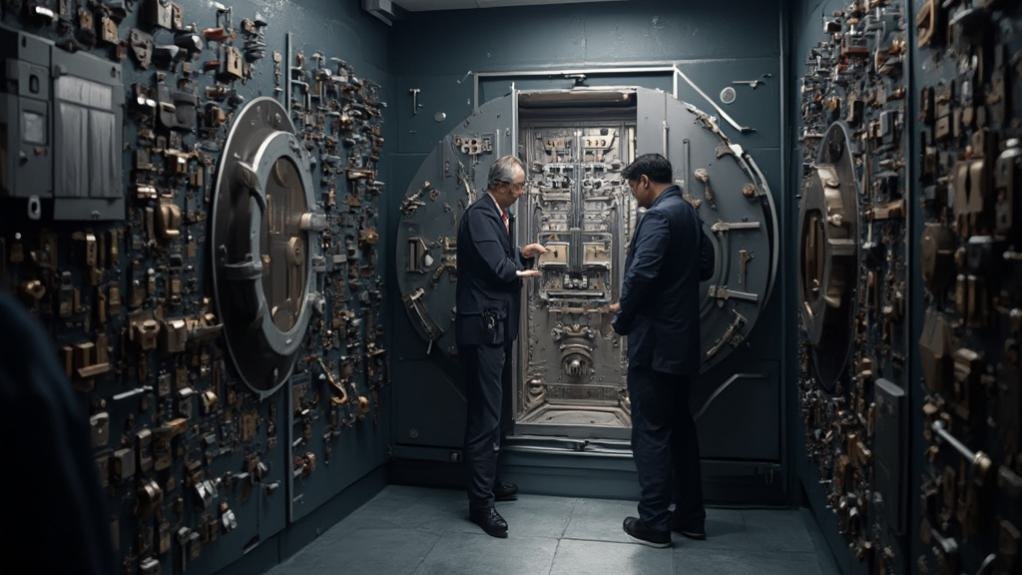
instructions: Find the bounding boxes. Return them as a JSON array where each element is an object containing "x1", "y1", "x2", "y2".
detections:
[
  {"x1": 211, "y1": 97, "x2": 325, "y2": 397},
  {"x1": 799, "y1": 122, "x2": 858, "y2": 392}
]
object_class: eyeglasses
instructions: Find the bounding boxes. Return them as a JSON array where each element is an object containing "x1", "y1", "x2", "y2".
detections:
[{"x1": 501, "y1": 180, "x2": 527, "y2": 191}]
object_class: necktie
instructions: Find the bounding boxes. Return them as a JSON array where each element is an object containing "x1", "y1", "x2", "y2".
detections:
[{"x1": 501, "y1": 208, "x2": 509, "y2": 232}]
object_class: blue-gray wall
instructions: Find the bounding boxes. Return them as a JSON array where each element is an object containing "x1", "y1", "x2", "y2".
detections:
[{"x1": 388, "y1": 0, "x2": 785, "y2": 195}]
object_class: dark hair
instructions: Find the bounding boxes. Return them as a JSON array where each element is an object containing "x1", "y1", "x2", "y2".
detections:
[{"x1": 621, "y1": 153, "x2": 673, "y2": 184}]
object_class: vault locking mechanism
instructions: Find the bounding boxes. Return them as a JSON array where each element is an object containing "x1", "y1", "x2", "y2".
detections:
[
  {"x1": 799, "y1": 122, "x2": 858, "y2": 392},
  {"x1": 211, "y1": 97, "x2": 325, "y2": 397}
]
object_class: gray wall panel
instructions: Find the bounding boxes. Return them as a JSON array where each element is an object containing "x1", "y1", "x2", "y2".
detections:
[{"x1": 391, "y1": 0, "x2": 782, "y2": 76}]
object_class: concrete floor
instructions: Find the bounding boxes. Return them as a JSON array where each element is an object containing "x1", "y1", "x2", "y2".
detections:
[{"x1": 267, "y1": 485, "x2": 840, "y2": 575}]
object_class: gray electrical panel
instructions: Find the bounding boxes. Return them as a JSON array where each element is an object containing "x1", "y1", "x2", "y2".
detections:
[
  {"x1": 874, "y1": 377, "x2": 906, "y2": 536},
  {"x1": 0, "y1": 27, "x2": 124, "y2": 220}
]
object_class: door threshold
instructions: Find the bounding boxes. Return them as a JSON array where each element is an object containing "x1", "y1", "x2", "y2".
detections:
[{"x1": 505, "y1": 434, "x2": 632, "y2": 457}]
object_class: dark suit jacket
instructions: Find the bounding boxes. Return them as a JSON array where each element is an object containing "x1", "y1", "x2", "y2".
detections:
[
  {"x1": 0, "y1": 292, "x2": 116, "y2": 574},
  {"x1": 455, "y1": 193, "x2": 533, "y2": 347},
  {"x1": 613, "y1": 185, "x2": 714, "y2": 375}
]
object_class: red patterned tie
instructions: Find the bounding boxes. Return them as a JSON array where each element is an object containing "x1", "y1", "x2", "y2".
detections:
[{"x1": 501, "y1": 208, "x2": 509, "y2": 232}]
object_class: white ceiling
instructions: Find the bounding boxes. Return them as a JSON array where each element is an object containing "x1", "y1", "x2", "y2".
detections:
[{"x1": 394, "y1": 0, "x2": 625, "y2": 12}]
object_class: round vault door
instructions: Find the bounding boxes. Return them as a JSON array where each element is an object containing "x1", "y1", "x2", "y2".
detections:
[
  {"x1": 211, "y1": 97, "x2": 325, "y2": 397},
  {"x1": 799, "y1": 122, "x2": 858, "y2": 392},
  {"x1": 395, "y1": 88, "x2": 778, "y2": 432}
]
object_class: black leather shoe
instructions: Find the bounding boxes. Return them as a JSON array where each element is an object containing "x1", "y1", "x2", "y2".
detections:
[
  {"x1": 494, "y1": 479, "x2": 518, "y2": 501},
  {"x1": 623, "y1": 516, "x2": 671, "y2": 548},
  {"x1": 670, "y1": 516, "x2": 706, "y2": 540},
  {"x1": 470, "y1": 507, "x2": 508, "y2": 538}
]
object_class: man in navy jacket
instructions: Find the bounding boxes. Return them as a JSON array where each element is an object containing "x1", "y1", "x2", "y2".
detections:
[
  {"x1": 456, "y1": 155, "x2": 546, "y2": 538},
  {"x1": 611, "y1": 153, "x2": 714, "y2": 548}
]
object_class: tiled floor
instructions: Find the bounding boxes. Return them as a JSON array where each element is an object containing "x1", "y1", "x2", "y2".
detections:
[{"x1": 266, "y1": 485, "x2": 840, "y2": 575}]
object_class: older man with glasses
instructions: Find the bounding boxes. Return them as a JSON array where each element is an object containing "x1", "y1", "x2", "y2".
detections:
[{"x1": 455, "y1": 155, "x2": 547, "y2": 538}]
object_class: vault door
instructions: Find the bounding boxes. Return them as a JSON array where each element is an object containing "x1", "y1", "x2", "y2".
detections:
[
  {"x1": 396, "y1": 95, "x2": 516, "y2": 358},
  {"x1": 395, "y1": 88, "x2": 779, "y2": 459},
  {"x1": 516, "y1": 123, "x2": 636, "y2": 437},
  {"x1": 636, "y1": 88, "x2": 778, "y2": 372},
  {"x1": 630, "y1": 87, "x2": 780, "y2": 461}
]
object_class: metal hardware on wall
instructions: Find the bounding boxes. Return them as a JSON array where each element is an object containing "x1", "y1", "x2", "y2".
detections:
[
  {"x1": 0, "y1": 6, "x2": 391, "y2": 573},
  {"x1": 473, "y1": 64, "x2": 677, "y2": 112},
  {"x1": 796, "y1": 2, "x2": 911, "y2": 571},
  {"x1": 674, "y1": 65, "x2": 756, "y2": 134},
  {"x1": 914, "y1": 2, "x2": 1022, "y2": 574},
  {"x1": 731, "y1": 73, "x2": 772, "y2": 89},
  {"x1": 409, "y1": 88, "x2": 422, "y2": 115}
]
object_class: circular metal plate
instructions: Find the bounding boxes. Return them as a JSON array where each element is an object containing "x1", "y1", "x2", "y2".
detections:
[
  {"x1": 211, "y1": 97, "x2": 321, "y2": 397},
  {"x1": 798, "y1": 122, "x2": 858, "y2": 391},
  {"x1": 719, "y1": 86, "x2": 737, "y2": 105}
]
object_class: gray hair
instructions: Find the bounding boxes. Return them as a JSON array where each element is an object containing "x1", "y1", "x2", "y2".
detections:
[{"x1": 487, "y1": 155, "x2": 525, "y2": 190}]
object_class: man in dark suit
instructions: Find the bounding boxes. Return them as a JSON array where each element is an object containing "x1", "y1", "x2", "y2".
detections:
[
  {"x1": 456, "y1": 155, "x2": 547, "y2": 538},
  {"x1": 610, "y1": 153, "x2": 715, "y2": 548}
]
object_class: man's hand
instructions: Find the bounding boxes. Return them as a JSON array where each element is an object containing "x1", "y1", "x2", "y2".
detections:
[
  {"x1": 516, "y1": 269, "x2": 542, "y2": 278},
  {"x1": 521, "y1": 243, "x2": 548, "y2": 258},
  {"x1": 608, "y1": 302, "x2": 628, "y2": 335}
]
